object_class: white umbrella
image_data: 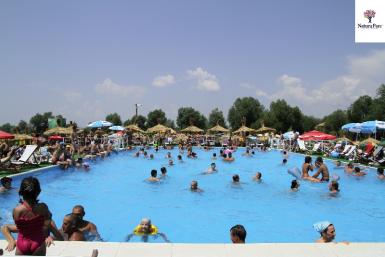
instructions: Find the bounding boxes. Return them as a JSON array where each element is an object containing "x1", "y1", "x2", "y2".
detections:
[
  {"x1": 109, "y1": 125, "x2": 125, "y2": 131},
  {"x1": 87, "y1": 120, "x2": 113, "y2": 128}
]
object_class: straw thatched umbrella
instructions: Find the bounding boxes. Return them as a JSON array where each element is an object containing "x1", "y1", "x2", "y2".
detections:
[
  {"x1": 255, "y1": 124, "x2": 276, "y2": 134},
  {"x1": 174, "y1": 133, "x2": 189, "y2": 143},
  {"x1": 146, "y1": 124, "x2": 172, "y2": 134},
  {"x1": 125, "y1": 124, "x2": 144, "y2": 133},
  {"x1": 336, "y1": 137, "x2": 353, "y2": 143},
  {"x1": 207, "y1": 124, "x2": 229, "y2": 134},
  {"x1": 180, "y1": 125, "x2": 204, "y2": 134},
  {"x1": 43, "y1": 127, "x2": 74, "y2": 136},
  {"x1": 233, "y1": 125, "x2": 256, "y2": 134},
  {"x1": 14, "y1": 134, "x2": 34, "y2": 140}
]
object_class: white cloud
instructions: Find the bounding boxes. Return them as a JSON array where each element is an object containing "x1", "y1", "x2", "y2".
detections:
[
  {"x1": 95, "y1": 78, "x2": 146, "y2": 98},
  {"x1": 253, "y1": 49, "x2": 385, "y2": 116},
  {"x1": 152, "y1": 74, "x2": 175, "y2": 87},
  {"x1": 240, "y1": 83, "x2": 253, "y2": 89},
  {"x1": 187, "y1": 67, "x2": 220, "y2": 91}
]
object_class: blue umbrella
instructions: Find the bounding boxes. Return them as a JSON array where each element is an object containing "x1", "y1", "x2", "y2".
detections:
[
  {"x1": 361, "y1": 120, "x2": 385, "y2": 132},
  {"x1": 283, "y1": 131, "x2": 295, "y2": 140},
  {"x1": 87, "y1": 120, "x2": 113, "y2": 128},
  {"x1": 109, "y1": 125, "x2": 125, "y2": 131},
  {"x1": 341, "y1": 123, "x2": 361, "y2": 131}
]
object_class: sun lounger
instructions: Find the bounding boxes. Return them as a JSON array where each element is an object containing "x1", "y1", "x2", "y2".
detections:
[
  {"x1": 297, "y1": 140, "x2": 307, "y2": 152},
  {"x1": 344, "y1": 145, "x2": 357, "y2": 160},
  {"x1": 11, "y1": 145, "x2": 39, "y2": 166},
  {"x1": 340, "y1": 144, "x2": 352, "y2": 155}
]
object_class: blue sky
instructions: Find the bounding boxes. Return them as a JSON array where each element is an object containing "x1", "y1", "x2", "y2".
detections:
[{"x1": 1, "y1": 0, "x2": 384, "y2": 126}]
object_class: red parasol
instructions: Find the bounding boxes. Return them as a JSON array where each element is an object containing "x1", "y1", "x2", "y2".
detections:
[
  {"x1": 48, "y1": 135, "x2": 63, "y2": 140},
  {"x1": 0, "y1": 130, "x2": 15, "y2": 139},
  {"x1": 299, "y1": 130, "x2": 336, "y2": 141}
]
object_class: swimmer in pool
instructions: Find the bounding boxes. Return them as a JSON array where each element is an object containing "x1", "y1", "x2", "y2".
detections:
[{"x1": 126, "y1": 218, "x2": 170, "y2": 243}]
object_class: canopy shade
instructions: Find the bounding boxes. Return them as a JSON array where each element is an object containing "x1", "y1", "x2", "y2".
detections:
[
  {"x1": 207, "y1": 124, "x2": 229, "y2": 133},
  {"x1": 0, "y1": 130, "x2": 14, "y2": 139},
  {"x1": 232, "y1": 125, "x2": 256, "y2": 134},
  {"x1": 180, "y1": 125, "x2": 204, "y2": 134},
  {"x1": 44, "y1": 127, "x2": 74, "y2": 136}
]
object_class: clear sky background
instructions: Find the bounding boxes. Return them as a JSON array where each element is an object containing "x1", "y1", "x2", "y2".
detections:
[{"x1": 1, "y1": 0, "x2": 384, "y2": 126}]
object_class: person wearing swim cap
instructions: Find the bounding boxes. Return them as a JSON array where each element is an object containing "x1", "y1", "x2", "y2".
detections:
[
  {"x1": 313, "y1": 221, "x2": 335, "y2": 243},
  {"x1": 126, "y1": 218, "x2": 170, "y2": 242}
]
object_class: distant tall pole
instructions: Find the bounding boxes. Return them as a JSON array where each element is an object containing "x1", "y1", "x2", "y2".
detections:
[{"x1": 134, "y1": 103, "x2": 142, "y2": 124}]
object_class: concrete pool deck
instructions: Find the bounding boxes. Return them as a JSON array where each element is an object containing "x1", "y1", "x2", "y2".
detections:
[{"x1": 1, "y1": 241, "x2": 385, "y2": 257}]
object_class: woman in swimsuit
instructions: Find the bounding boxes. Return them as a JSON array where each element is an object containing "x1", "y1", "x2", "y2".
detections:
[
  {"x1": 12, "y1": 177, "x2": 52, "y2": 255},
  {"x1": 301, "y1": 156, "x2": 320, "y2": 182}
]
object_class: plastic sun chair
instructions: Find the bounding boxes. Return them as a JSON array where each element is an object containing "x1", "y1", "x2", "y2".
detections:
[
  {"x1": 297, "y1": 140, "x2": 307, "y2": 152},
  {"x1": 11, "y1": 145, "x2": 39, "y2": 167},
  {"x1": 340, "y1": 145, "x2": 352, "y2": 155}
]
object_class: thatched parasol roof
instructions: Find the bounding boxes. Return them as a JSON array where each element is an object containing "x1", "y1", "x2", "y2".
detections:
[
  {"x1": 125, "y1": 124, "x2": 144, "y2": 133},
  {"x1": 43, "y1": 127, "x2": 74, "y2": 136},
  {"x1": 146, "y1": 124, "x2": 172, "y2": 134},
  {"x1": 359, "y1": 137, "x2": 380, "y2": 145},
  {"x1": 255, "y1": 125, "x2": 276, "y2": 134},
  {"x1": 14, "y1": 134, "x2": 34, "y2": 140},
  {"x1": 233, "y1": 125, "x2": 256, "y2": 134},
  {"x1": 207, "y1": 124, "x2": 229, "y2": 133},
  {"x1": 180, "y1": 125, "x2": 204, "y2": 134}
]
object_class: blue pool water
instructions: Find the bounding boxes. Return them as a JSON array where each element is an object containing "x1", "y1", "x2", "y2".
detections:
[{"x1": 1, "y1": 148, "x2": 385, "y2": 243}]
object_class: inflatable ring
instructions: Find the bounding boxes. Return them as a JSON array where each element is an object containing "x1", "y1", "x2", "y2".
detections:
[{"x1": 133, "y1": 225, "x2": 158, "y2": 235}]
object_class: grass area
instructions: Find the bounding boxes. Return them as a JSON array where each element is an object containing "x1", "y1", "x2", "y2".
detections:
[{"x1": 0, "y1": 163, "x2": 53, "y2": 177}]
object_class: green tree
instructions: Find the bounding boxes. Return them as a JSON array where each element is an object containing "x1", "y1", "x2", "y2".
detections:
[
  {"x1": 227, "y1": 97, "x2": 264, "y2": 129},
  {"x1": 124, "y1": 115, "x2": 147, "y2": 129},
  {"x1": 17, "y1": 120, "x2": 28, "y2": 134},
  {"x1": 347, "y1": 95, "x2": 373, "y2": 122},
  {"x1": 146, "y1": 109, "x2": 167, "y2": 128},
  {"x1": 166, "y1": 119, "x2": 176, "y2": 129},
  {"x1": 105, "y1": 113, "x2": 122, "y2": 125},
  {"x1": 30, "y1": 112, "x2": 54, "y2": 134},
  {"x1": 302, "y1": 115, "x2": 321, "y2": 132},
  {"x1": 267, "y1": 99, "x2": 296, "y2": 133},
  {"x1": 369, "y1": 84, "x2": 385, "y2": 120},
  {"x1": 0, "y1": 123, "x2": 14, "y2": 133},
  {"x1": 208, "y1": 108, "x2": 227, "y2": 128},
  {"x1": 176, "y1": 107, "x2": 207, "y2": 129},
  {"x1": 324, "y1": 109, "x2": 348, "y2": 133}
]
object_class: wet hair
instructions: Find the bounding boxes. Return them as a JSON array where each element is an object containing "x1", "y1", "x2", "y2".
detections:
[
  {"x1": 213, "y1": 153, "x2": 217, "y2": 157},
  {"x1": 330, "y1": 181, "x2": 339, "y2": 192},
  {"x1": 161, "y1": 167, "x2": 167, "y2": 174},
  {"x1": 232, "y1": 174, "x2": 240, "y2": 182},
  {"x1": 177, "y1": 155, "x2": 182, "y2": 160},
  {"x1": 19, "y1": 177, "x2": 41, "y2": 203},
  {"x1": 228, "y1": 152, "x2": 232, "y2": 158},
  {"x1": 315, "y1": 156, "x2": 323, "y2": 163},
  {"x1": 283, "y1": 159, "x2": 287, "y2": 164},
  {"x1": 256, "y1": 172, "x2": 262, "y2": 179},
  {"x1": 230, "y1": 224, "x2": 246, "y2": 242},
  {"x1": 291, "y1": 180, "x2": 298, "y2": 189},
  {"x1": 378, "y1": 167, "x2": 384, "y2": 175},
  {"x1": 304, "y1": 156, "x2": 312, "y2": 164},
  {"x1": 151, "y1": 169, "x2": 157, "y2": 177},
  {"x1": 73, "y1": 205, "x2": 85, "y2": 215},
  {"x1": 1, "y1": 176, "x2": 12, "y2": 186},
  {"x1": 347, "y1": 162, "x2": 353, "y2": 168},
  {"x1": 354, "y1": 167, "x2": 361, "y2": 173},
  {"x1": 283, "y1": 151, "x2": 287, "y2": 154}
]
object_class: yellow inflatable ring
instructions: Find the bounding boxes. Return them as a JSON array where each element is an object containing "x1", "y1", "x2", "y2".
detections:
[{"x1": 133, "y1": 225, "x2": 158, "y2": 235}]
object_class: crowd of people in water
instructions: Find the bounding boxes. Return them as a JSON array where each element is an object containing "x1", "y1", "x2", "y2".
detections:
[{"x1": 1, "y1": 142, "x2": 384, "y2": 255}]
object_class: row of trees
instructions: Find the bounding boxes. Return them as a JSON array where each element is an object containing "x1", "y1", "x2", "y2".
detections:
[{"x1": 1, "y1": 84, "x2": 385, "y2": 135}]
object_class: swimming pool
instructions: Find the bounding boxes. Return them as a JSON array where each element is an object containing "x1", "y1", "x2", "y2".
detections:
[{"x1": 1, "y1": 148, "x2": 384, "y2": 243}]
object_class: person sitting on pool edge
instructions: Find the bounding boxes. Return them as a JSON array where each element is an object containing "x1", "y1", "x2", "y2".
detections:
[
  {"x1": 72, "y1": 205, "x2": 101, "y2": 241},
  {"x1": 313, "y1": 221, "x2": 335, "y2": 243},
  {"x1": 312, "y1": 157, "x2": 329, "y2": 182},
  {"x1": 230, "y1": 224, "x2": 246, "y2": 243},
  {"x1": 147, "y1": 169, "x2": 160, "y2": 182},
  {"x1": 190, "y1": 180, "x2": 203, "y2": 192},
  {"x1": 0, "y1": 177, "x2": 12, "y2": 192},
  {"x1": 126, "y1": 218, "x2": 170, "y2": 243}
]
